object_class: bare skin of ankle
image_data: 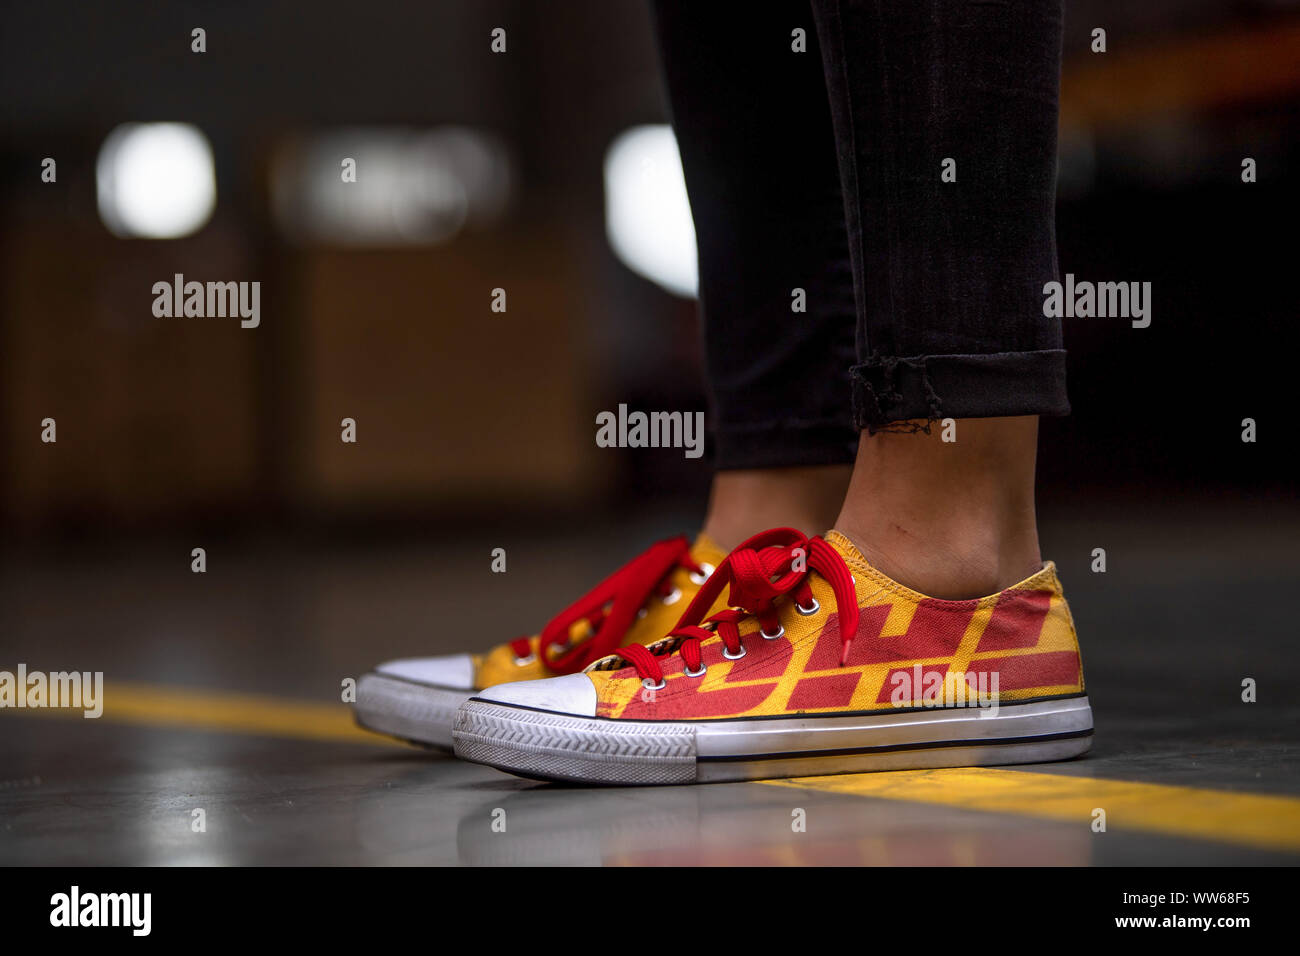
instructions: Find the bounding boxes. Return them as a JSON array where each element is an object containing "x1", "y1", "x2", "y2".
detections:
[
  {"x1": 832, "y1": 416, "x2": 1044, "y2": 600},
  {"x1": 703, "y1": 466, "x2": 851, "y2": 552}
]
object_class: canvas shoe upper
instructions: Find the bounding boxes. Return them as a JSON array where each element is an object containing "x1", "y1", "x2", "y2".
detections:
[
  {"x1": 354, "y1": 533, "x2": 726, "y2": 748},
  {"x1": 453, "y1": 528, "x2": 1092, "y2": 784}
]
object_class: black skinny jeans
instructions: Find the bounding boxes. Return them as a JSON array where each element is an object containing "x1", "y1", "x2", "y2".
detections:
[{"x1": 652, "y1": 0, "x2": 1069, "y2": 469}]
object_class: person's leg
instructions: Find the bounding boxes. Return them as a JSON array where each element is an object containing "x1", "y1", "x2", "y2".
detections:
[
  {"x1": 451, "y1": 0, "x2": 1090, "y2": 781},
  {"x1": 809, "y1": 0, "x2": 1067, "y2": 597},
  {"x1": 652, "y1": 0, "x2": 856, "y2": 550},
  {"x1": 454, "y1": 0, "x2": 1093, "y2": 780},
  {"x1": 835, "y1": 417, "x2": 1042, "y2": 599},
  {"x1": 702, "y1": 466, "x2": 852, "y2": 554}
]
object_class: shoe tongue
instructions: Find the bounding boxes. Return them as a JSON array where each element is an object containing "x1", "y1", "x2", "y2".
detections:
[{"x1": 689, "y1": 532, "x2": 728, "y2": 568}]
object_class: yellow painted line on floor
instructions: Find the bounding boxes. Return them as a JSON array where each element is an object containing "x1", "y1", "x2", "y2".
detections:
[
  {"x1": 764, "y1": 768, "x2": 1300, "y2": 853},
  {"x1": 10, "y1": 680, "x2": 1300, "y2": 853},
  {"x1": 5, "y1": 681, "x2": 387, "y2": 747}
]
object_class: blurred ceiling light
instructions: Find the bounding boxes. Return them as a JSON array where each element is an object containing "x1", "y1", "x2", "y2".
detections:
[
  {"x1": 271, "y1": 127, "x2": 511, "y2": 245},
  {"x1": 604, "y1": 125, "x2": 697, "y2": 299},
  {"x1": 96, "y1": 123, "x2": 217, "y2": 239}
]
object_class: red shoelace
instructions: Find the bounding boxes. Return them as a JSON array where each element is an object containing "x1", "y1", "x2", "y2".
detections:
[
  {"x1": 612, "y1": 528, "x2": 860, "y2": 685},
  {"x1": 508, "y1": 535, "x2": 711, "y2": 675}
]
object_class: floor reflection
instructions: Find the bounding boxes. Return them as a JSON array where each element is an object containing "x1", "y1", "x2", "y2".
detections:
[{"x1": 446, "y1": 779, "x2": 1094, "y2": 866}]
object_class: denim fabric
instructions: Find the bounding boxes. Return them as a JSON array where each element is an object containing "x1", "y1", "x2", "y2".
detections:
[{"x1": 652, "y1": 0, "x2": 1068, "y2": 464}]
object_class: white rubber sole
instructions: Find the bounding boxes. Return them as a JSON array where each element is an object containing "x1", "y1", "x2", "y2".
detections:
[
  {"x1": 354, "y1": 672, "x2": 474, "y2": 750},
  {"x1": 452, "y1": 695, "x2": 1093, "y2": 785}
]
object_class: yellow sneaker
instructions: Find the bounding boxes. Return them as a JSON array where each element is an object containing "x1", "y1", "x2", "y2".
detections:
[
  {"x1": 453, "y1": 527, "x2": 1092, "y2": 783},
  {"x1": 354, "y1": 533, "x2": 725, "y2": 748}
]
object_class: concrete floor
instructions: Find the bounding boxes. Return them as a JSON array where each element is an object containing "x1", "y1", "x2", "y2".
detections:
[{"x1": 3, "y1": 501, "x2": 1299, "y2": 865}]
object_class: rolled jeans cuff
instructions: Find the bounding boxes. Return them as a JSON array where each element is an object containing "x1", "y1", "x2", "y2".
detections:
[{"x1": 851, "y1": 350, "x2": 1070, "y2": 432}]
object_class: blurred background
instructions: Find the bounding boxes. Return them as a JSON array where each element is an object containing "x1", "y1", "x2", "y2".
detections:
[
  {"x1": 1, "y1": 0, "x2": 1298, "y2": 670},
  {"x1": 2, "y1": 0, "x2": 1297, "y2": 544}
]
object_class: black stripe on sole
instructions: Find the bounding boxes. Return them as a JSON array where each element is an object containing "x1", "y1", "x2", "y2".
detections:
[{"x1": 698, "y1": 728, "x2": 1095, "y2": 763}]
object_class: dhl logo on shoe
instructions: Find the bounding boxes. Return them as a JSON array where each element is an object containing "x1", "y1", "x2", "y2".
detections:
[
  {"x1": 454, "y1": 527, "x2": 1094, "y2": 785},
  {"x1": 588, "y1": 530, "x2": 1084, "y2": 721}
]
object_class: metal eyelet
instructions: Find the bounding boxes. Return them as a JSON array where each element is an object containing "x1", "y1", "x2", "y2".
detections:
[
  {"x1": 721, "y1": 644, "x2": 747, "y2": 660},
  {"x1": 513, "y1": 653, "x2": 536, "y2": 666},
  {"x1": 662, "y1": 587, "x2": 682, "y2": 606},
  {"x1": 683, "y1": 662, "x2": 706, "y2": 678},
  {"x1": 761, "y1": 623, "x2": 785, "y2": 640},
  {"x1": 795, "y1": 598, "x2": 820, "y2": 616},
  {"x1": 641, "y1": 677, "x2": 666, "y2": 691},
  {"x1": 637, "y1": 607, "x2": 648, "y2": 619},
  {"x1": 689, "y1": 563, "x2": 715, "y2": 585}
]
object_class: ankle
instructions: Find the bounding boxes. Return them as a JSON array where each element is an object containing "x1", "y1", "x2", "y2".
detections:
[
  {"x1": 833, "y1": 416, "x2": 1044, "y2": 598},
  {"x1": 834, "y1": 518, "x2": 1041, "y2": 599},
  {"x1": 703, "y1": 465, "x2": 850, "y2": 551}
]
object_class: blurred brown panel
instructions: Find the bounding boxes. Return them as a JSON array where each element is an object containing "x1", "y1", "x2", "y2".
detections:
[
  {"x1": 1, "y1": 220, "x2": 261, "y2": 531},
  {"x1": 1062, "y1": 19, "x2": 1300, "y2": 130},
  {"x1": 295, "y1": 232, "x2": 600, "y2": 509}
]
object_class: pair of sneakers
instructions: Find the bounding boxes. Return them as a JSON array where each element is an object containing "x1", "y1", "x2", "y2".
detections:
[{"x1": 354, "y1": 528, "x2": 1092, "y2": 785}]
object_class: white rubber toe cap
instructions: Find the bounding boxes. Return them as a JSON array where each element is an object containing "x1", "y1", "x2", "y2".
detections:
[
  {"x1": 376, "y1": 653, "x2": 475, "y2": 690},
  {"x1": 475, "y1": 673, "x2": 598, "y2": 717}
]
